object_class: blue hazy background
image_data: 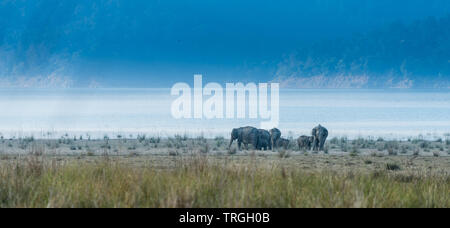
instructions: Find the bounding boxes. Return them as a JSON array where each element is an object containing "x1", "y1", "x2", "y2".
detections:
[{"x1": 1, "y1": 0, "x2": 450, "y2": 88}]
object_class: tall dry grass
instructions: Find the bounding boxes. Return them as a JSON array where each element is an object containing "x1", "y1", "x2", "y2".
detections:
[{"x1": 0, "y1": 155, "x2": 448, "y2": 208}]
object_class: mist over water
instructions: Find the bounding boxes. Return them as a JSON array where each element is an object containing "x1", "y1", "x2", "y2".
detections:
[{"x1": 0, "y1": 89, "x2": 449, "y2": 140}]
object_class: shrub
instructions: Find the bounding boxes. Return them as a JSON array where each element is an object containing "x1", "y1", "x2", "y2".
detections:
[
  {"x1": 228, "y1": 147, "x2": 237, "y2": 155},
  {"x1": 353, "y1": 138, "x2": 368, "y2": 148},
  {"x1": 137, "y1": 134, "x2": 146, "y2": 143},
  {"x1": 418, "y1": 141, "x2": 430, "y2": 149},
  {"x1": 388, "y1": 148, "x2": 397, "y2": 156},
  {"x1": 199, "y1": 143, "x2": 210, "y2": 154},
  {"x1": 30, "y1": 144, "x2": 44, "y2": 156},
  {"x1": 386, "y1": 163, "x2": 401, "y2": 171},
  {"x1": 329, "y1": 137, "x2": 339, "y2": 144},
  {"x1": 149, "y1": 137, "x2": 161, "y2": 144},
  {"x1": 400, "y1": 145, "x2": 408, "y2": 154},
  {"x1": 0, "y1": 153, "x2": 10, "y2": 160},
  {"x1": 128, "y1": 151, "x2": 139, "y2": 157},
  {"x1": 215, "y1": 136, "x2": 225, "y2": 148},
  {"x1": 370, "y1": 151, "x2": 383, "y2": 157},
  {"x1": 175, "y1": 134, "x2": 188, "y2": 142},
  {"x1": 278, "y1": 150, "x2": 290, "y2": 158},
  {"x1": 341, "y1": 144, "x2": 348, "y2": 152},
  {"x1": 350, "y1": 146, "x2": 359, "y2": 156},
  {"x1": 100, "y1": 144, "x2": 111, "y2": 149}
]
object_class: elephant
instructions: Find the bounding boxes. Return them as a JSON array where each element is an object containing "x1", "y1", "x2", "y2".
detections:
[
  {"x1": 275, "y1": 137, "x2": 290, "y2": 150},
  {"x1": 269, "y1": 128, "x2": 281, "y2": 151},
  {"x1": 228, "y1": 126, "x2": 259, "y2": 150},
  {"x1": 312, "y1": 124, "x2": 328, "y2": 151},
  {"x1": 297, "y1": 135, "x2": 313, "y2": 151},
  {"x1": 256, "y1": 129, "x2": 272, "y2": 151}
]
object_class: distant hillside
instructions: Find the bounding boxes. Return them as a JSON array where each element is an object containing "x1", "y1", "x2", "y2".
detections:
[
  {"x1": 273, "y1": 16, "x2": 450, "y2": 89},
  {"x1": 0, "y1": 1, "x2": 449, "y2": 88}
]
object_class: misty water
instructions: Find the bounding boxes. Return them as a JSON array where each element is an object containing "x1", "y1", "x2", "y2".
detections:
[{"x1": 0, "y1": 89, "x2": 449, "y2": 140}]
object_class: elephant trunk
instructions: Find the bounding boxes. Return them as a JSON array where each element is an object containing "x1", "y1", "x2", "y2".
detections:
[
  {"x1": 228, "y1": 138, "x2": 234, "y2": 149},
  {"x1": 313, "y1": 136, "x2": 319, "y2": 151},
  {"x1": 271, "y1": 137, "x2": 275, "y2": 151}
]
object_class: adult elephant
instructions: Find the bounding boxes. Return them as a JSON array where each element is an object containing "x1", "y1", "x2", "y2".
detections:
[
  {"x1": 312, "y1": 124, "x2": 328, "y2": 151},
  {"x1": 269, "y1": 128, "x2": 281, "y2": 151},
  {"x1": 228, "y1": 126, "x2": 259, "y2": 150},
  {"x1": 256, "y1": 129, "x2": 272, "y2": 151},
  {"x1": 297, "y1": 135, "x2": 313, "y2": 151}
]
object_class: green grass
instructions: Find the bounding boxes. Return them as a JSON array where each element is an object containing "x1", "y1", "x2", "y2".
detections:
[{"x1": 0, "y1": 155, "x2": 448, "y2": 208}]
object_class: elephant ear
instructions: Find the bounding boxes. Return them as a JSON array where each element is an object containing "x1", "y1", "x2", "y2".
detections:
[{"x1": 231, "y1": 129, "x2": 238, "y2": 138}]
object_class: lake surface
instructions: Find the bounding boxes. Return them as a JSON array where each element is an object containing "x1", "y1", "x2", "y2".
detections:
[{"x1": 0, "y1": 89, "x2": 449, "y2": 140}]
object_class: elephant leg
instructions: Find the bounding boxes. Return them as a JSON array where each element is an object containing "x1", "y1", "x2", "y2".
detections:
[
  {"x1": 319, "y1": 139, "x2": 325, "y2": 151},
  {"x1": 237, "y1": 140, "x2": 242, "y2": 150},
  {"x1": 253, "y1": 137, "x2": 258, "y2": 150},
  {"x1": 245, "y1": 143, "x2": 249, "y2": 150}
]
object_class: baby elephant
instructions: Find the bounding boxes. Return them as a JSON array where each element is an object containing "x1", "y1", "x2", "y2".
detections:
[
  {"x1": 256, "y1": 129, "x2": 272, "y2": 151},
  {"x1": 297, "y1": 135, "x2": 313, "y2": 151},
  {"x1": 275, "y1": 138, "x2": 290, "y2": 150}
]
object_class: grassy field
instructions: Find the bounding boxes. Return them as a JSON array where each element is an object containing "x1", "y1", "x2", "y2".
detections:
[{"x1": 0, "y1": 135, "x2": 449, "y2": 208}]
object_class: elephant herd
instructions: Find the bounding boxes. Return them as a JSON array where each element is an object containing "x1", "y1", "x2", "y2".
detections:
[{"x1": 228, "y1": 125, "x2": 328, "y2": 152}]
